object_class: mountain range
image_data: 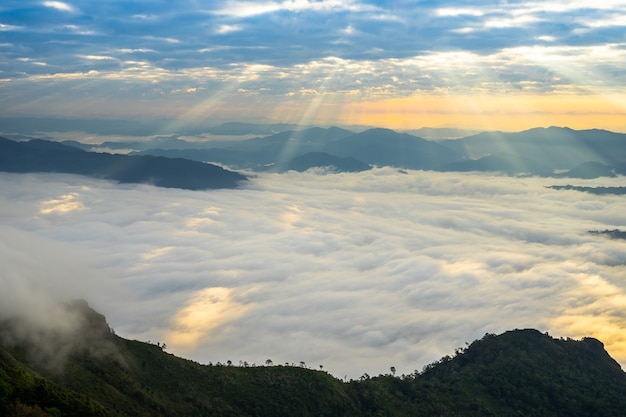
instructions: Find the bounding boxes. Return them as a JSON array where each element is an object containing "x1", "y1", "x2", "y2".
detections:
[
  {"x1": 126, "y1": 125, "x2": 626, "y2": 177},
  {"x1": 2, "y1": 124, "x2": 625, "y2": 189},
  {"x1": 0, "y1": 137, "x2": 246, "y2": 190},
  {"x1": 2, "y1": 301, "x2": 626, "y2": 417}
]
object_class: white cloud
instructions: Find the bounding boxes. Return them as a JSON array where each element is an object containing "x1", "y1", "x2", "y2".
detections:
[
  {"x1": 483, "y1": 14, "x2": 542, "y2": 29},
  {"x1": 141, "y1": 36, "x2": 181, "y2": 44},
  {"x1": 435, "y1": 7, "x2": 484, "y2": 17},
  {"x1": 78, "y1": 54, "x2": 116, "y2": 61},
  {"x1": 213, "y1": 0, "x2": 379, "y2": 18},
  {"x1": 116, "y1": 48, "x2": 156, "y2": 54},
  {"x1": 9, "y1": 40, "x2": 625, "y2": 102},
  {"x1": 216, "y1": 24, "x2": 243, "y2": 35},
  {"x1": 64, "y1": 24, "x2": 96, "y2": 35},
  {"x1": 42, "y1": 1, "x2": 77, "y2": 13},
  {"x1": 578, "y1": 13, "x2": 626, "y2": 29},
  {"x1": 39, "y1": 192, "x2": 85, "y2": 214},
  {"x1": 536, "y1": 35, "x2": 556, "y2": 42},
  {"x1": 0, "y1": 23, "x2": 22, "y2": 31},
  {"x1": 1, "y1": 170, "x2": 626, "y2": 378}
]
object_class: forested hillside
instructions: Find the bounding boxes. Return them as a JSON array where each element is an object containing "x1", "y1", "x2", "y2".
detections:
[{"x1": 2, "y1": 302, "x2": 626, "y2": 416}]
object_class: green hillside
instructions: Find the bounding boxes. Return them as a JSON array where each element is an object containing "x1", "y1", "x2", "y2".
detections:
[{"x1": 2, "y1": 302, "x2": 626, "y2": 417}]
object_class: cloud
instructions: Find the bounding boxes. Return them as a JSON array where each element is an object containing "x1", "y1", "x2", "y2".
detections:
[
  {"x1": 6, "y1": 41, "x2": 625, "y2": 115},
  {"x1": 215, "y1": 24, "x2": 244, "y2": 34},
  {"x1": 42, "y1": 1, "x2": 77, "y2": 13},
  {"x1": 166, "y1": 287, "x2": 252, "y2": 350},
  {"x1": 1, "y1": 170, "x2": 626, "y2": 378},
  {"x1": 0, "y1": 0, "x2": 625, "y2": 125},
  {"x1": 0, "y1": 214, "x2": 119, "y2": 371},
  {"x1": 435, "y1": 7, "x2": 484, "y2": 17},
  {"x1": 212, "y1": 0, "x2": 380, "y2": 18},
  {"x1": 0, "y1": 23, "x2": 22, "y2": 31},
  {"x1": 39, "y1": 192, "x2": 85, "y2": 214}
]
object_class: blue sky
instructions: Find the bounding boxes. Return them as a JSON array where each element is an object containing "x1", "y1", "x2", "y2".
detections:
[{"x1": 1, "y1": 0, "x2": 626, "y2": 130}]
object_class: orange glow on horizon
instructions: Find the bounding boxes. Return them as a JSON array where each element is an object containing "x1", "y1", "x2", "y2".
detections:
[{"x1": 293, "y1": 93, "x2": 626, "y2": 132}]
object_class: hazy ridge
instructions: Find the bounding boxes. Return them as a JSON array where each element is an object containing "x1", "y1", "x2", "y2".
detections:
[{"x1": 2, "y1": 124, "x2": 626, "y2": 189}]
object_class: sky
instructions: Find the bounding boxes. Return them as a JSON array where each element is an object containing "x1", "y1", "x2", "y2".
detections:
[
  {"x1": 2, "y1": 170, "x2": 626, "y2": 378},
  {"x1": 2, "y1": 0, "x2": 626, "y2": 131}
]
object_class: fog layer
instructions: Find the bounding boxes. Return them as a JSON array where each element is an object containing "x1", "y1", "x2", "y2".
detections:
[{"x1": 1, "y1": 170, "x2": 625, "y2": 378}]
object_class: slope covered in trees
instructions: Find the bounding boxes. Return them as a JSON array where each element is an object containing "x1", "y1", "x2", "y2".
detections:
[{"x1": 2, "y1": 302, "x2": 626, "y2": 417}]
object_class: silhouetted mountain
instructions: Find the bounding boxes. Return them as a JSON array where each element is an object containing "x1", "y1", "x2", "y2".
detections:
[
  {"x1": 408, "y1": 329, "x2": 626, "y2": 416},
  {"x1": 549, "y1": 185, "x2": 626, "y2": 195},
  {"x1": 136, "y1": 126, "x2": 356, "y2": 170},
  {"x1": 444, "y1": 126, "x2": 626, "y2": 170},
  {"x1": 438, "y1": 152, "x2": 553, "y2": 175},
  {"x1": 132, "y1": 147, "x2": 260, "y2": 168},
  {"x1": 261, "y1": 152, "x2": 371, "y2": 173},
  {"x1": 589, "y1": 229, "x2": 626, "y2": 240},
  {"x1": 205, "y1": 122, "x2": 302, "y2": 135},
  {"x1": 0, "y1": 137, "x2": 246, "y2": 190},
  {"x1": 12, "y1": 124, "x2": 626, "y2": 176},
  {"x1": 63, "y1": 136, "x2": 244, "y2": 152},
  {"x1": 0, "y1": 116, "x2": 170, "y2": 136},
  {"x1": 3, "y1": 304, "x2": 626, "y2": 417},
  {"x1": 226, "y1": 126, "x2": 354, "y2": 153},
  {"x1": 123, "y1": 126, "x2": 626, "y2": 176},
  {"x1": 554, "y1": 161, "x2": 616, "y2": 179},
  {"x1": 406, "y1": 127, "x2": 482, "y2": 140},
  {"x1": 0, "y1": 117, "x2": 283, "y2": 137},
  {"x1": 325, "y1": 128, "x2": 460, "y2": 169}
]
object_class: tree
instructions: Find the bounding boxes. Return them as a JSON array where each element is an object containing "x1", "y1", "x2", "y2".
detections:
[
  {"x1": 390, "y1": 366, "x2": 396, "y2": 376},
  {"x1": 265, "y1": 359, "x2": 273, "y2": 366}
]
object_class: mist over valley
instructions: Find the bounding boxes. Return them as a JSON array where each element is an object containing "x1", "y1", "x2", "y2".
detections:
[{"x1": 1, "y1": 131, "x2": 625, "y2": 379}]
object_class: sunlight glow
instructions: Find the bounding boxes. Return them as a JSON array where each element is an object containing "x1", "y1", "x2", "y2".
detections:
[
  {"x1": 339, "y1": 94, "x2": 626, "y2": 131},
  {"x1": 166, "y1": 287, "x2": 251, "y2": 351},
  {"x1": 551, "y1": 274, "x2": 626, "y2": 367},
  {"x1": 39, "y1": 193, "x2": 85, "y2": 214},
  {"x1": 141, "y1": 246, "x2": 175, "y2": 261}
]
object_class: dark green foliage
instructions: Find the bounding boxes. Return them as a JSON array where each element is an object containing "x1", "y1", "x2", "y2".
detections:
[
  {"x1": 0, "y1": 348, "x2": 108, "y2": 417},
  {"x1": 413, "y1": 330, "x2": 626, "y2": 416},
  {"x1": 3, "y1": 304, "x2": 626, "y2": 417}
]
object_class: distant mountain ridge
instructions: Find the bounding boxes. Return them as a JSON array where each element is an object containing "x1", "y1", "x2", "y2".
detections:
[
  {"x1": 132, "y1": 126, "x2": 461, "y2": 172},
  {"x1": 0, "y1": 117, "x2": 301, "y2": 137},
  {"x1": 443, "y1": 126, "x2": 626, "y2": 172},
  {"x1": 4, "y1": 124, "x2": 626, "y2": 178},
  {"x1": 260, "y1": 152, "x2": 372, "y2": 173},
  {"x1": 0, "y1": 137, "x2": 246, "y2": 190},
  {"x1": 2, "y1": 302, "x2": 626, "y2": 416},
  {"x1": 126, "y1": 125, "x2": 626, "y2": 177}
]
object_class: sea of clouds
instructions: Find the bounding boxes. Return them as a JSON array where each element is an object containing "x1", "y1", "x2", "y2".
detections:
[{"x1": 1, "y1": 169, "x2": 626, "y2": 378}]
